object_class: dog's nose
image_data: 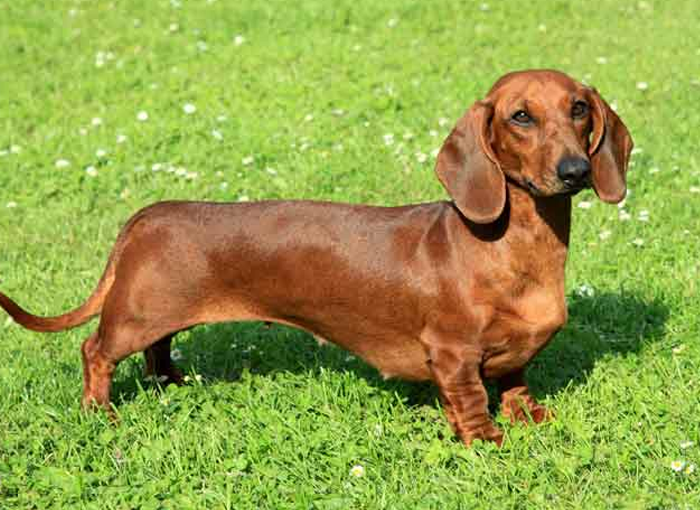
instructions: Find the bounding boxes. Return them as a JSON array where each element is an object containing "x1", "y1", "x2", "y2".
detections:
[{"x1": 556, "y1": 157, "x2": 591, "y2": 187}]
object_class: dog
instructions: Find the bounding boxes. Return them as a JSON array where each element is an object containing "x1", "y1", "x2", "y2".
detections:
[{"x1": 0, "y1": 70, "x2": 632, "y2": 446}]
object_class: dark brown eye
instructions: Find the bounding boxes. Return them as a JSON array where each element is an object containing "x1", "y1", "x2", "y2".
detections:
[
  {"x1": 511, "y1": 110, "x2": 532, "y2": 125},
  {"x1": 572, "y1": 101, "x2": 589, "y2": 118}
]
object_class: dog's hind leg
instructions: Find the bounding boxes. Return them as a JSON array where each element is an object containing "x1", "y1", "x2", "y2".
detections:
[
  {"x1": 143, "y1": 334, "x2": 183, "y2": 384},
  {"x1": 81, "y1": 320, "x2": 179, "y2": 413},
  {"x1": 80, "y1": 331, "x2": 118, "y2": 413}
]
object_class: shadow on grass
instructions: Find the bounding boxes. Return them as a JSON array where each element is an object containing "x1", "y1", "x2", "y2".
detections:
[
  {"x1": 111, "y1": 290, "x2": 668, "y2": 411},
  {"x1": 526, "y1": 290, "x2": 669, "y2": 398}
]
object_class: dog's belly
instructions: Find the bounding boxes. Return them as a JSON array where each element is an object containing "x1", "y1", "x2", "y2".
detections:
[{"x1": 269, "y1": 317, "x2": 432, "y2": 382}]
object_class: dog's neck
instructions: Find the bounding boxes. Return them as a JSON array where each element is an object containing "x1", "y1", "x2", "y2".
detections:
[
  {"x1": 456, "y1": 181, "x2": 572, "y2": 281},
  {"x1": 505, "y1": 182, "x2": 572, "y2": 250}
]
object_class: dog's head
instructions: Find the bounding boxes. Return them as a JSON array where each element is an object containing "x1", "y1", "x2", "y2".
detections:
[{"x1": 435, "y1": 69, "x2": 633, "y2": 223}]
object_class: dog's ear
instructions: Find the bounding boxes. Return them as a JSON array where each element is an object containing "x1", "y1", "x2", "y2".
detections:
[
  {"x1": 587, "y1": 88, "x2": 633, "y2": 204},
  {"x1": 435, "y1": 101, "x2": 505, "y2": 224}
]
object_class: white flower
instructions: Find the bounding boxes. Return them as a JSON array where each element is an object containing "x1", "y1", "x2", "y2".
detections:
[
  {"x1": 55, "y1": 159, "x2": 70, "y2": 168},
  {"x1": 599, "y1": 230, "x2": 612, "y2": 240},
  {"x1": 673, "y1": 344, "x2": 686, "y2": 354},
  {"x1": 185, "y1": 172, "x2": 198, "y2": 180},
  {"x1": 183, "y1": 103, "x2": 197, "y2": 114},
  {"x1": 10, "y1": 145, "x2": 21, "y2": 154},
  {"x1": 387, "y1": 18, "x2": 398, "y2": 28},
  {"x1": 631, "y1": 238, "x2": 645, "y2": 247},
  {"x1": 438, "y1": 117, "x2": 449, "y2": 127},
  {"x1": 596, "y1": 56, "x2": 608, "y2": 64},
  {"x1": 618, "y1": 210, "x2": 631, "y2": 221},
  {"x1": 220, "y1": 182, "x2": 229, "y2": 190},
  {"x1": 430, "y1": 148, "x2": 440, "y2": 158},
  {"x1": 636, "y1": 82, "x2": 649, "y2": 91},
  {"x1": 690, "y1": 186, "x2": 700, "y2": 193},
  {"x1": 479, "y1": 3, "x2": 489, "y2": 11},
  {"x1": 331, "y1": 108, "x2": 345, "y2": 116},
  {"x1": 196, "y1": 40, "x2": 208, "y2": 52},
  {"x1": 680, "y1": 441, "x2": 694, "y2": 449},
  {"x1": 349, "y1": 464, "x2": 365, "y2": 478},
  {"x1": 137, "y1": 111, "x2": 149, "y2": 121},
  {"x1": 304, "y1": 114, "x2": 314, "y2": 122},
  {"x1": 649, "y1": 166, "x2": 660, "y2": 174},
  {"x1": 152, "y1": 163, "x2": 163, "y2": 172},
  {"x1": 575, "y1": 284, "x2": 595, "y2": 298},
  {"x1": 79, "y1": 128, "x2": 88, "y2": 136},
  {"x1": 170, "y1": 349, "x2": 183, "y2": 361},
  {"x1": 242, "y1": 156, "x2": 254, "y2": 166},
  {"x1": 538, "y1": 24, "x2": 547, "y2": 32},
  {"x1": 0, "y1": 150, "x2": 7, "y2": 157},
  {"x1": 265, "y1": 167, "x2": 277, "y2": 175},
  {"x1": 116, "y1": 134, "x2": 127, "y2": 144},
  {"x1": 175, "y1": 167, "x2": 187, "y2": 177},
  {"x1": 96, "y1": 148, "x2": 107, "y2": 159},
  {"x1": 403, "y1": 132, "x2": 414, "y2": 140},
  {"x1": 212, "y1": 129, "x2": 223, "y2": 140},
  {"x1": 85, "y1": 166, "x2": 98, "y2": 177},
  {"x1": 383, "y1": 133, "x2": 395, "y2": 146},
  {"x1": 238, "y1": 195, "x2": 250, "y2": 202},
  {"x1": 577, "y1": 201, "x2": 592, "y2": 210},
  {"x1": 6, "y1": 201, "x2": 17, "y2": 208},
  {"x1": 630, "y1": 147, "x2": 643, "y2": 156},
  {"x1": 169, "y1": 23, "x2": 179, "y2": 32},
  {"x1": 671, "y1": 460, "x2": 686, "y2": 472},
  {"x1": 685, "y1": 463, "x2": 696, "y2": 475},
  {"x1": 415, "y1": 152, "x2": 428, "y2": 163},
  {"x1": 233, "y1": 35, "x2": 245, "y2": 46},
  {"x1": 217, "y1": 115, "x2": 228, "y2": 122},
  {"x1": 638, "y1": 210, "x2": 649, "y2": 221},
  {"x1": 429, "y1": 129, "x2": 439, "y2": 137},
  {"x1": 91, "y1": 117, "x2": 102, "y2": 127}
]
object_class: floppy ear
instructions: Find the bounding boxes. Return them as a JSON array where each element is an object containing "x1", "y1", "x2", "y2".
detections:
[
  {"x1": 587, "y1": 88, "x2": 633, "y2": 203},
  {"x1": 434, "y1": 101, "x2": 505, "y2": 224}
]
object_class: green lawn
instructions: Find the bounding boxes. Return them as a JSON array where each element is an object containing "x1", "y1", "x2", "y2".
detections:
[{"x1": 1, "y1": 0, "x2": 699, "y2": 508}]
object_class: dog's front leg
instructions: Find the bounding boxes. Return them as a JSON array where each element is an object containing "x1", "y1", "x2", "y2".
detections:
[
  {"x1": 498, "y1": 369, "x2": 552, "y2": 424},
  {"x1": 425, "y1": 341, "x2": 503, "y2": 446}
]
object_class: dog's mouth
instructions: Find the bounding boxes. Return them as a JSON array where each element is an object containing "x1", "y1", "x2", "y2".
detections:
[
  {"x1": 560, "y1": 178, "x2": 592, "y2": 195},
  {"x1": 524, "y1": 177, "x2": 591, "y2": 197},
  {"x1": 525, "y1": 178, "x2": 543, "y2": 196}
]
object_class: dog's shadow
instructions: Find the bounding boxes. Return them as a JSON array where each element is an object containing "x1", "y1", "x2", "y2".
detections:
[
  {"x1": 526, "y1": 290, "x2": 668, "y2": 398},
  {"x1": 112, "y1": 291, "x2": 668, "y2": 410}
]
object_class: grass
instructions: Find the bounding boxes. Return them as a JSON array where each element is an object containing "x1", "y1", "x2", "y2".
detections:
[{"x1": 1, "y1": 0, "x2": 699, "y2": 507}]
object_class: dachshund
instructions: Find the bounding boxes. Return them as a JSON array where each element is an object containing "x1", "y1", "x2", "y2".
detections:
[{"x1": 0, "y1": 69, "x2": 632, "y2": 445}]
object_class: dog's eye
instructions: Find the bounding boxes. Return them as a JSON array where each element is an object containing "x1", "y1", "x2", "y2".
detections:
[
  {"x1": 511, "y1": 110, "x2": 533, "y2": 125},
  {"x1": 572, "y1": 101, "x2": 589, "y2": 119}
]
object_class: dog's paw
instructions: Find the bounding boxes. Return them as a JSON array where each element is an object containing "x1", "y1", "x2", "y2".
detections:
[{"x1": 501, "y1": 395, "x2": 553, "y2": 425}]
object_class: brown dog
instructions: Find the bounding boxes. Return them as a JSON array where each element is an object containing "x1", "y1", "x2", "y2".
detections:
[{"x1": 0, "y1": 70, "x2": 632, "y2": 446}]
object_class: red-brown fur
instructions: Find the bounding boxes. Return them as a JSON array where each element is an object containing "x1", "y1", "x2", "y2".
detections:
[{"x1": 0, "y1": 70, "x2": 632, "y2": 445}]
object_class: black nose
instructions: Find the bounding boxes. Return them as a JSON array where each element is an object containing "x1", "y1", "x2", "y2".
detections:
[{"x1": 556, "y1": 157, "x2": 591, "y2": 187}]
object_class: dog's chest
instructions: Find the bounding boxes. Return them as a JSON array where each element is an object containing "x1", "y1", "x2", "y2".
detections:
[{"x1": 480, "y1": 287, "x2": 567, "y2": 377}]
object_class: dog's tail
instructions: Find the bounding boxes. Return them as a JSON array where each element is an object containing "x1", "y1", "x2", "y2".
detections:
[
  {"x1": 0, "y1": 207, "x2": 148, "y2": 333},
  {"x1": 0, "y1": 256, "x2": 117, "y2": 333}
]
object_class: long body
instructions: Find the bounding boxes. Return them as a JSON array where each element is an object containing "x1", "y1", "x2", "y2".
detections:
[{"x1": 0, "y1": 70, "x2": 632, "y2": 445}]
